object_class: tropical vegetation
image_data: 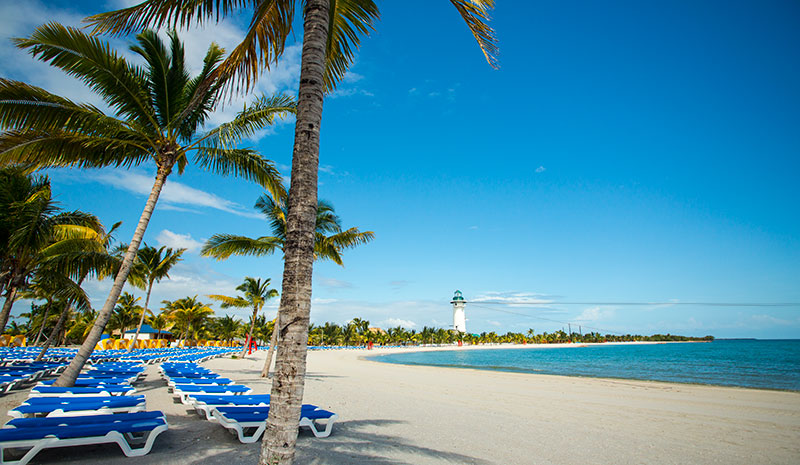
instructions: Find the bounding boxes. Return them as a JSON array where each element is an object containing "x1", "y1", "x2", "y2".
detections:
[{"x1": 0, "y1": 25, "x2": 292, "y2": 387}]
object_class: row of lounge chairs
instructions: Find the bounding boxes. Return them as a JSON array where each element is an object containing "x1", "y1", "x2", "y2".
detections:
[
  {"x1": 0, "y1": 347, "x2": 239, "y2": 365},
  {"x1": 162, "y1": 362, "x2": 338, "y2": 443},
  {"x1": 0, "y1": 362, "x2": 169, "y2": 465},
  {"x1": 0, "y1": 362, "x2": 66, "y2": 395}
]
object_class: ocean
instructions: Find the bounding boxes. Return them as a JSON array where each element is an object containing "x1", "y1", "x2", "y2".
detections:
[{"x1": 370, "y1": 339, "x2": 800, "y2": 391}]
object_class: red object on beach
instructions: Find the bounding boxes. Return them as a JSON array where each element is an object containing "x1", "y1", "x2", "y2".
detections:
[
  {"x1": 248, "y1": 337, "x2": 257, "y2": 354},
  {"x1": 458, "y1": 340, "x2": 463, "y2": 347},
  {"x1": 367, "y1": 341, "x2": 374, "y2": 350}
]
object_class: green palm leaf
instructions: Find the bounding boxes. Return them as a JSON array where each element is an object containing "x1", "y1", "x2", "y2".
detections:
[{"x1": 202, "y1": 234, "x2": 284, "y2": 260}]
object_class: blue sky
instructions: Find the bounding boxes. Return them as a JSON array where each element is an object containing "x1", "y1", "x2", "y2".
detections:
[{"x1": 2, "y1": 1, "x2": 799, "y2": 338}]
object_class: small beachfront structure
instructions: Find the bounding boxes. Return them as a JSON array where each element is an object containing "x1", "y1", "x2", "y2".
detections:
[{"x1": 122, "y1": 325, "x2": 173, "y2": 341}]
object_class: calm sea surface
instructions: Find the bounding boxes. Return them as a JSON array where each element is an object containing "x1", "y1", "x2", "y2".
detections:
[{"x1": 370, "y1": 339, "x2": 800, "y2": 391}]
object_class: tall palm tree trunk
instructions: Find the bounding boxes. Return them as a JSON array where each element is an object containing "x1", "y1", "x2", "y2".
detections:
[
  {"x1": 241, "y1": 307, "x2": 258, "y2": 358},
  {"x1": 54, "y1": 162, "x2": 173, "y2": 386},
  {"x1": 35, "y1": 304, "x2": 70, "y2": 362},
  {"x1": 127, "y1": 280, "x2": 154, "y2": 352},
  {"x1": 33, "y1": 299, "x2": 53, "y2": 346},
  {"x1": 261, "y1": 314, "x2": 279, "y2": 377},
  {"x1": 0, "y1": 285, "x2": 19, "y2": 333},
  {"x1": 260, "y1": 1, "x2": 328, "y2": 463}
]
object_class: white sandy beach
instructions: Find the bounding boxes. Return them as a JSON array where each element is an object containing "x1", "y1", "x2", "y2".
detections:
[{"x1": 1, "y1": 345, "x2": 799, "y2": 464}]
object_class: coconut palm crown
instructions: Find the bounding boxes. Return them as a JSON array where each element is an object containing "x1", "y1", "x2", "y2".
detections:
[
  {"x1": 201, "y1": 191, "x2": 374, "y2": 265},
  {"x1": 126, "y1": 244, "x2": 185, "y2": 352},
  {"x1": 208, "y1": 276, "x2": 278, "y2": 358},
  {"x1": 0, "y1": 24, "x2": 295, "y2": 387}
]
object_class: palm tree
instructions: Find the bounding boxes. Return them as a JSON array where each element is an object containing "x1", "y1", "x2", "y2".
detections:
[
  {"x1": 208, "y1": 277, "x2": 278, "y2": 358},
  {"x1": 203, "y1": 192, "x2": 372, "y2": 375},
  {"x1": 0, "y1": 169, "x2": 104, "y2": 333},
  {"x1": 148, "y1": 312, "x2": 171, "y2": 340},
  {"x1": 163, "y1": 296, "x2": 214, "y2": 341},
  {"x1": 88, "y1": 2, "x2": 497, "y2": 462},
  {"x1": 202, "y1": 192, "x2": 375, "y2": 265},
  {"x1": 108, "y1": 292, "x2": 145, "y2": 337},
  {"x1": 126, "y1": 245, "x2": 185, "y2": 351},
  {"x1": 210, "y1": 315, "x2": 242, "y2": 344},
  {"x1": 0, "y1": 26, "x2": 292, "y2": 387}
]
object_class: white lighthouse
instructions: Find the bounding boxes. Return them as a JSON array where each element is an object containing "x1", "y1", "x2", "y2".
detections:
[{"x1": 451, "y1": 290, "x2": 467, "y2": 333}]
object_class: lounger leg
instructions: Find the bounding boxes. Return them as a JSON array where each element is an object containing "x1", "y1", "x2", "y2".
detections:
[{"x1": 115, "y1": 423, "x2": 169, "y2": 457}]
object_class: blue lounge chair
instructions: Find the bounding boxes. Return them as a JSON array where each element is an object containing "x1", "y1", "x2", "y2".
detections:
[
  {"x1": 29, "y1": 386, "x2": 135, "y2": 397},
  {"x1": 210, "y1": 405, "x2": 337, "y2": 442},
  {"x1": 0, "y1": 411, "x2": 168, "y2": 465},
  {"x1": 172, "y1": 384, "x2": 252, "y2": 404},
  {"x1": 166, "y1": 377, "x2": 233, "y2": 387},
  {"x1": 186, "y1": 394, "x2": 271, "y2": 419},
  {"x1": 9, "y1": 395, "x2": 147, "y2": 418}
]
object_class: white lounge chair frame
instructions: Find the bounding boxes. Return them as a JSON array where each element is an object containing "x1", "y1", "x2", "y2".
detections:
[
  {"x1": 210, "y1": 408, "x2": 338, "y2": 443},
  {"x1": 0, "y1": 421, "x2": 168, "y2": 465}
]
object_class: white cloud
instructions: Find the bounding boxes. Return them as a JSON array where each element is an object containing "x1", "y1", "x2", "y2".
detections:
[
  {"x1": 156, "y1": 230, "x2": 204, "y2": 253},
  {"x1": 487, "y1": 320, "x2": 502, "y2": 327},
  {"x1": 317, "y1": 277, "x2": 354, "y2": 289},
  {"x1": 472, "y1": 291, "x2": 554, "y2": 306},
  {"x1": 535, "y1": 166, "x2": 546, "y2": 173},
  {"x1": 573, "y1": 306, "x2": 615, "y2": 322},
  {"x1": 379, "y1": 318, "x2": 417, "y2": 329},
  {"x1": 88, "y1": 170, "x2": 261, "y2": 218},
  {"x1": 1, "y1": 1, "x2": 300, "y2": 141},
  {"x1": 328, "y1": 88, "x2": 374, "y2": 99}
]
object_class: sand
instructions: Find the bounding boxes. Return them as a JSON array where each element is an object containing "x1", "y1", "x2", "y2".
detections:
[{"x1": 1, "y1": 345, "x2": 798, "y2": 464}]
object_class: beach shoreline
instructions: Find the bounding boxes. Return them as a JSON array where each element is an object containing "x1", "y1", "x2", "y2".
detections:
[{"x1": 1, "y1": 346, "x2": 797, "y2": 464}]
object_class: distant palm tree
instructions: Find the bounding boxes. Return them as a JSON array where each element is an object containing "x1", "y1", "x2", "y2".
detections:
[
  {"x1": 0, "y1": 25, "x2": 291, "y2": 387},
  {"x1": 202, "y1": 192, "x2": 374, "y2": 266},
  {"x1": 109, "y1": 292, "x2": 145, "y2": 337},
  {"x1": 209, "y1": 277, "x2": 278, "y2": 358},
  {"x1": 148, "y1": 313, "x2": 171, "y2": 340},
  {"x1": 163, "y1": 296, "x2": 214, "y2": 341},
  {"x1": 203, "y1": 193, "x2": 373, "y2": 376},
  {"x1": 211, "y1": 315, "x2": 242, "y2": 344},
  {"x1": 126, "y1": 245, "x2": 185, "y2": 351}
]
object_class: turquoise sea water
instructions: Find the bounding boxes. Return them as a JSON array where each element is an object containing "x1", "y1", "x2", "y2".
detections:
[{"x1": 370, "y1": 339, "x2": 800, "y2": 391}]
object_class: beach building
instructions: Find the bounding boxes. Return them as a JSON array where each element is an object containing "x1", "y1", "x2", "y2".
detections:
[
  {"x1": 122, "y1": 325, "x2": 173, "y2": 341},
  {"x1": 451, "y1": 290, "x2": 467, "y2": 333}
]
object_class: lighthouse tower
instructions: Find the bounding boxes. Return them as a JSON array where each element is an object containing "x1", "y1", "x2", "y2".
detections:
[{"x1": 451, "y1": 290, "x2": 467, "y2": 333}]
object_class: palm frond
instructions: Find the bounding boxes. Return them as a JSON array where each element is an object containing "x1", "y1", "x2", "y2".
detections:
[
  {"x1": 0, "y1": 79, "x2": 127, "y2": 135},
  {"x1": 0, "y1": 130, "x2": 151, "y2": 169},
  {"x1": 213, "y1": 0, "x2": 295, "y2": 94},
  {"x1": 194, "y1": 94, "x2": 296, "y2": 150},
  {"x1": 254, "y1": 192, "x2": 287, "y2": 237},
  {"x1": 86, "y1": 0, "x2": 246, "y2": 36},
  {"x1": 208, "y1": 294, "x2": 250, "y2": 308},
  {"x1": 179, "y1": 42, "x2": 226, "y2": 140},
  {"x1": 324, "y1": 0, "x2": 379, "y2": 92},
  {"x1": 192, "y1": 148, "x2": 284, "y2": 203},
  {"x1": 13, "y1": 23, "x2": 159, "y2": 130},
  {"x1": 449, "y1": 0, "x2": 499, "y2": 68},
  {"x1": 201, "y1": 234, "x2": 283, "y2": 260}
]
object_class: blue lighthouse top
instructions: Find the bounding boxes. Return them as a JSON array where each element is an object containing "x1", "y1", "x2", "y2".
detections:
[{"x1": 451, "y1": 290, "x2": 465, "y2": 302}]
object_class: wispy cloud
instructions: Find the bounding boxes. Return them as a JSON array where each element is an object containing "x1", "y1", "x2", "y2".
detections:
[
  {"x1": 156, "y1": 230, "x2": 204, "y2": 253},
  {"x1": 472, "y1": 291, "x2": 554, "y2": 306},
  {"x1": 328, "y1": 88, "x2": 374, "y2": 99},
  {"x1": 87, "y1": 170, "x2": 261, "y2": 218},
  {"x1": 317, "y1": 277, "x2": 354, "y2": 289},
  {"x1": 535, "y1": 166, "x2": 546, "y2": 173},
  {"x1": 573, "y1": 306, "x2": 615, "y2": 322},
  {"x1": 379, "y1": 318, "x2": 417, "y2": 329}
]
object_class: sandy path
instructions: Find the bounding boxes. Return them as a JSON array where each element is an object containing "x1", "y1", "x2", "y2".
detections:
[{"x1": 0, "y1": 346, "x2": 798, "y2": 464}]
